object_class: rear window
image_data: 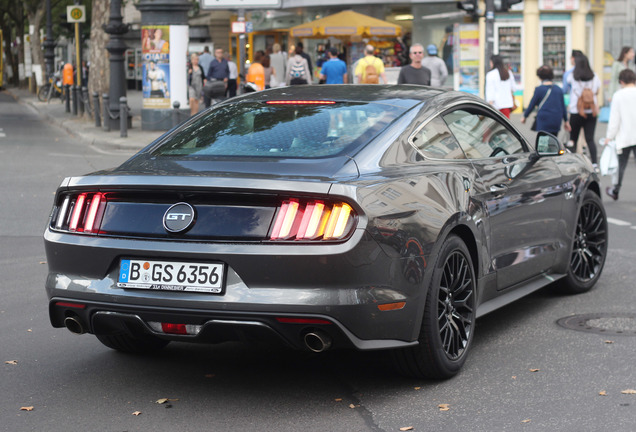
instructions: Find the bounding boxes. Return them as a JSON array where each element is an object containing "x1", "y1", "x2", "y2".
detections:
[{"x1": 151, "y1": 101, "x2": 407, "y2": 158}]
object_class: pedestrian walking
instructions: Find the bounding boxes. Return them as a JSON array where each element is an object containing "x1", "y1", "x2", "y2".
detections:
[
  {"x1": 421, "y1": 44, "x2": 448, "y2": 87},
  {"x1": 285, "y1": 47, "x2": 312, "y2": 86},
  {"x1": 521, "y1": 65, "x2": 570, "y2": 136},
  {"x1": 198, "y1": 46, "x2": 213, "y2": 77},
  {"x1": 296, "y1": 42, "x2": 313, "y2": 81},
  {"x1": 397, "y1": 43, "x2": 431, "y2": 85},
  {"x1": 246, "y1": 50, "x2": 266, "y2": 91},
  {"x1": 562, "y1": 50, "x2": 583, "y2": 96},
  {"x1": 269, "y1": 43, "x2": 287, "y2": 87},
  {"x1": 608, "y1": 46, "x2": 634, "y2": 103},
  {"x1": 204, "y1": 48, "x2": 229, "y2": 107},
  {"x1": 355, "y1": 45, "x2": 386, "y2": 84},
  {"x1": 566, "y1": 53, "x2": 601, "y2": 166},
  {"x1": 485, "y1": 54, "x2": 517, "y2": 118},
  {"x1": 187, "y1": 53, "x2": 205, "y2": 116},
  {"x1": 604, "y1": 69, "x2": 636, "y2": 201},
  {"x1": 319, "y1": 47, "x2": 348, "y2": 84},
  {"x1": 225, "y1": 53, "x2": 238, "y2": 98}
]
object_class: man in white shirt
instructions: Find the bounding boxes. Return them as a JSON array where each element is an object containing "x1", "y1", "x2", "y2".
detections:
[
  {"x1": 421, "y1": 44, "x2": 448, "y2": 87},
  {"x1": 604, "y1": 69, "x2": 636, "y2": 200}
]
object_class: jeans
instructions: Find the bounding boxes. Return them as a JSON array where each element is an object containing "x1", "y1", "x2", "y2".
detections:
[{"x1": 569, "y1": 113, "x2": 598, "y2": 164}]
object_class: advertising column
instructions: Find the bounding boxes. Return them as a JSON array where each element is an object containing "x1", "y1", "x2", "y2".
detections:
[{"x1": 136, "y1": 0, "x2": 192, "y2": 131}]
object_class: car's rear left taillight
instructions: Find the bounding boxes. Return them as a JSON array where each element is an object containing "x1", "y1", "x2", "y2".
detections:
[
  {"x1": 269, "y1": 199, "x2": 356, "y2": 242},
  {"x1": 54, "y1": 192, "x2": 106, "y2": 234}
]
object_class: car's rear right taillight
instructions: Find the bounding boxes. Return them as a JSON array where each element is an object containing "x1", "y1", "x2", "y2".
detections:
[{"x1": 269, "y1": 199, "x2": 356, "y2": 242}]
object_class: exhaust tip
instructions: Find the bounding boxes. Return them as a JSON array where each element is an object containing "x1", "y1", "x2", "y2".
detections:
[
  {"x1": 64, "y1": 316, "x2": 86, "y2": 335},
  {"x1": 303, "y1": 331, "x2": 332, "y2": 353}
]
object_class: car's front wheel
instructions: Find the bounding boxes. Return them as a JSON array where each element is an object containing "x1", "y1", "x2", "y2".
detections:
[
  {"x1": 96, "y1": 332, "x2": 169, "y2": 354},
  {"x1": 558, "y1": 190, "x2": 608, "y2": 294},
  {"x1": 392, "y1": 235, "x2": 476, "y2": 379}
]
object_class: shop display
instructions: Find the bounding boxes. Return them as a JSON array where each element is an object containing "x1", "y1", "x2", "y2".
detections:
[
  {"x1": 497, "y1": 26, "x2": 522, "y2": 84},
  {"x1": 542, "y1": 26, "x2": 567, "y2": 83}
]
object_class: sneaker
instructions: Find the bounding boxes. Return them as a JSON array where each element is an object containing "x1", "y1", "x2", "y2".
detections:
[{"x1": 605, "y1": 186, "x2": 618, "y2": 201}]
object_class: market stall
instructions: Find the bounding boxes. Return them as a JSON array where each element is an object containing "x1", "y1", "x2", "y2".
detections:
[{"x1": 288, "y1": 10, "x2": 403, "y2": 82}]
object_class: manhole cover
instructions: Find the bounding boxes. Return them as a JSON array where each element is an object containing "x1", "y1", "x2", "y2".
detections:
[{"x1": 557, "y1": 313, "x2": 636, "y2": 336}]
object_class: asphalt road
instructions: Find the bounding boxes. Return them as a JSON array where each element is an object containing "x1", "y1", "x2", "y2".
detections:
[{"x1": 2, "y1": 90, "x2": 635, "y2": 432}]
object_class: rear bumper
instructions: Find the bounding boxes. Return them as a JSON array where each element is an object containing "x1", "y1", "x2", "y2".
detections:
[{"x1": 49, "y1": 298, "x2": 419, "y2": 351}]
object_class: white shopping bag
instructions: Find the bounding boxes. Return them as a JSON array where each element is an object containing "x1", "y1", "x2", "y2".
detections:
[{"x1": 599, "y1": 139, "x2": 618, "y2": 183}]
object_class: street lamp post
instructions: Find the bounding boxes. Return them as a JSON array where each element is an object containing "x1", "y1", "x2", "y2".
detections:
[{"x1": 103, "y1": 0, "x2": 131, "y2": 129}]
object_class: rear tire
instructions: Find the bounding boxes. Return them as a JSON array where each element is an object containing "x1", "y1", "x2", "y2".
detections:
[
  {"x1": 392, "y1": 235, "x2": 476, "y2": 379},
  {"x1": 37, "y1": 84, "x2": 51, "y2": 102},
  {"x1": 558, "y1": 190, "x2": 607, "y2": 294},
  {"x1": 96, "y1": 332, "x2": 169, "y2": 354}
]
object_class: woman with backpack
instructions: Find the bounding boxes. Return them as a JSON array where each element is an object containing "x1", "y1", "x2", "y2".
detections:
[
  {"x1": 285, "y1": 46, "x2": 312, "y2": 86},
  {"x1": 485, "y1": 55, "x2": 518, "y2": 118},
  {"x1": 566, "y1": 54, "x2": 601, "y2": 167}
]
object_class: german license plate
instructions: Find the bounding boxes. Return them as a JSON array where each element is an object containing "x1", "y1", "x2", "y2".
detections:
[{"x1": 117, "y1": 259, "x2": 224, "y2": 293}]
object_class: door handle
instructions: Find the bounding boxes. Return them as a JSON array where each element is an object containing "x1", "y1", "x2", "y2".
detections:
[{"x1": 490, "y1": 184, "x2": 508, "y2": 194}]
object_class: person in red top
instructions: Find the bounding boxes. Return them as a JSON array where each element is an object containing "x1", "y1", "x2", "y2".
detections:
[{"x1": 246, "y1": 51, "x2": 266, "y2": 91}]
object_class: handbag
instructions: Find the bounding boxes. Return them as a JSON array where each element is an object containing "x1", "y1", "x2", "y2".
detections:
[{"x1": 530, "y1": 86, "x2": 553, "y2": 132}]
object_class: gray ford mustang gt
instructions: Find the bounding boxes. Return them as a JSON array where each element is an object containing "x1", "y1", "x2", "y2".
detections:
[{"x1": 44, "y1": 85, "x2": 607, "y2": 379}]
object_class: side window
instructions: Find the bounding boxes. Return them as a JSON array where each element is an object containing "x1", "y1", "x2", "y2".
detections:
[
  {"x1": 410, "y1": 116, "x2": 466, "y2": 160},
  {"x1": 442, "y1": 109, "x2": 525, "y2": 159}
]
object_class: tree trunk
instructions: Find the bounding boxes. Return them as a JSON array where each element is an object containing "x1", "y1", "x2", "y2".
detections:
[
  {"x1": 88, "y1": 0, "x2": 110, "y2": 103},
  {"x1": 27, "y1": 4, "x2": 45, "y2": 85}
]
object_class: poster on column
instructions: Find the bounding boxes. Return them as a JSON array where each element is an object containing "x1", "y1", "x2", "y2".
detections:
[
  {"x1": 454, "y1": 23, "x2": 480, "y2": 96},
  {"x1": 142, "y1": 25, "x2": 171, "y2": 109}
]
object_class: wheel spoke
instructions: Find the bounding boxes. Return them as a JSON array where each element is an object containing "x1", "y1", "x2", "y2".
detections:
[{"x1": 570, "y1": 201, "x2": 607, "y2": 282}]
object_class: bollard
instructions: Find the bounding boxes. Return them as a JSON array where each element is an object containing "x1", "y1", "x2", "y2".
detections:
[
  {"x1": 64, "y1": 85, "x2": 71, "y2": 113},
  {"x1": 172, "y1": 101, "x2": 181, "y2": 128},
  {"x1": 119, "y1": 97, "x2": 128, "y2": 138},
  {"x1": 81, "y1": 86, "x2": 89, "y2": 117},
  {"x1": 71, "y1": 85, "x2": 78, "y2": 116},
  {"x1": 93, "y1": 92, "x2": 101, "y2": 128},
  {"x1": 102, "y1": 94, "x2": 110, "y2": 132}
]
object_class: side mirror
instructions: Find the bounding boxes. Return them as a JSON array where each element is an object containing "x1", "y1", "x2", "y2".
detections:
[{"x1": 535, "y1": 131, "x2": 564, "y2": 157}]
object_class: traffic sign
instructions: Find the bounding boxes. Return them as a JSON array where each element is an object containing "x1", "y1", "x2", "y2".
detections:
[{"x1": 67, "y1": 5, "x2": 86, "y2": 23}]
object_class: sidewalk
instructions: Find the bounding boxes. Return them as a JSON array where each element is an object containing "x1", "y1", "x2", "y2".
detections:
[
  {"x1": 5, "y1": 85, "x2": 608, "y2": 154},
  {"x1": 5, "y1": 86, "x2": 165, "y2": 153}
]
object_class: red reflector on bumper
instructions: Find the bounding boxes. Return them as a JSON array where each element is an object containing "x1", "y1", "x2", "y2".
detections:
[
  {"x1": 161, "y1": 323, "x2": 188, "y2": 335},
  {"x1": 276, "y1": 317, "x2": 332, "y2": 325},
  {"x1": 55, "y1": 301, "x2": 86, "y2": 309}
]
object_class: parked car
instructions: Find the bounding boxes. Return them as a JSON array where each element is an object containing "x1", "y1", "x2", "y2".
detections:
[{"x1": 44, "y1": 85, "x2": 607, "y2": 379}]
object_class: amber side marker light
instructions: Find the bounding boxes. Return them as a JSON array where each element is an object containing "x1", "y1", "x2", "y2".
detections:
[{"x1": 377, "y1": 302, "x2": 406, "y2": 311}]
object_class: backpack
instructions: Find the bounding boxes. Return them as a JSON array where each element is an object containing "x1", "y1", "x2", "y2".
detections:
[
  {"x1": 289, "y1": 61, "x2": 305, "y2": 79},
  {"x1": 362, "y1": 59, "x2": 379, "y2": 84},
  {"x1": 577, "y1": 84, "x2": 598, "y2": 118}
]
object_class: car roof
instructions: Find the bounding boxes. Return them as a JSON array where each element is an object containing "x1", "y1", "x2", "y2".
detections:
[{"x1": 222, "y1": 84, "x2": 447, "y2": 106}]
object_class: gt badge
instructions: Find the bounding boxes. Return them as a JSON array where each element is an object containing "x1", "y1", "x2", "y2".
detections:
[{"x1": 163, "y1": 202, "x2": 196, "y2": 233}]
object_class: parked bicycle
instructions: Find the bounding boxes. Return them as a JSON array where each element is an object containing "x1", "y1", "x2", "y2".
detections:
[{"x1": 37, "y1": 74, "x2": 64, "y2": 102}]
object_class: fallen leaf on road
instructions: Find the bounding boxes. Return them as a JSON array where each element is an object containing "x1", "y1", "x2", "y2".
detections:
[
  {"x1": 521, "y1": 419, "x2": 531, "y2": 423},
  {"x1": 132, "y1": 411, "x2": 142, "y2": 416},
  {"x1": 27, "y1": 329, "x2": 32, "y2": 332},
  {"x1": 156, "y1": 398, "x2": 169, "y2": 404},
  {"x1": 20, "y1": 406, "x2": 34, "y2": 411},
  {"x1": 512, "y1": 376, "x2": 517, "y2": 379},
  {"x1": 438, "y1": 404, "x2": 450, "y2": 411},
  {"x1": 400, "y1": 427, "x2": 414, "y2": 431},
  {"x1": 604, "y1": 340, "x2": 614, "y2": 344},
  {"x1": 599, "y1": 391, "x2": 607, "y2": 396},
  {"x1": 621, "y1": 389, "x2": 636, "y2": 394},
  {"x1": 334, "y1": 398, "x2": 342, "y2": 402},
  {"x1": 349, "y1": 404, "x2": 356, "y2": 409},
  {"x1": 5, "y1": 360, "x2": 18, "y2": 365},
  {"x1": 529, "y1": 369, "x2": 540, "y2": 372},
  {"x1": 39, "y1": 261, "x2": 47, "y2": 265},
  {"x1": 414, "y1": 387, "x2": 421, "y2": 390}
]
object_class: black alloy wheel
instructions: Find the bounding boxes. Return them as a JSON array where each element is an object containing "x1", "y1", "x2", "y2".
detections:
[
  {"x1": 560, "y1": 190, "x2": 607, "y2": 294},
  {"x1": 392, "y1": 235, "x2": 476, "y2": 379}
]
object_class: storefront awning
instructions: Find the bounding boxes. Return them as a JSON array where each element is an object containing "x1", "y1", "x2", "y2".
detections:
[{"x1": 289, "y1": 10, "x2": 401, "y2": 38}]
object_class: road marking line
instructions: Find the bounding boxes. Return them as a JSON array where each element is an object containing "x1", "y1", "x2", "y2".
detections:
[
  {"x1": 607, "y1": 217, "x2": 632, "y2": 226},
  {"x1": 0, "y1": 132, "x2": 6, "y2": 137}
]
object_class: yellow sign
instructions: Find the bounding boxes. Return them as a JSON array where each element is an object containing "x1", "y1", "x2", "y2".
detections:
[{"x1": 67, "y1": 5, "x2": 86, "y2": 23}]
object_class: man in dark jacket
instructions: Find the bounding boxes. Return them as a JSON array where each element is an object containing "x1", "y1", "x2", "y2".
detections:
[{"x1": 397, "y1": 43, "x2": 431, "y2": 85}]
